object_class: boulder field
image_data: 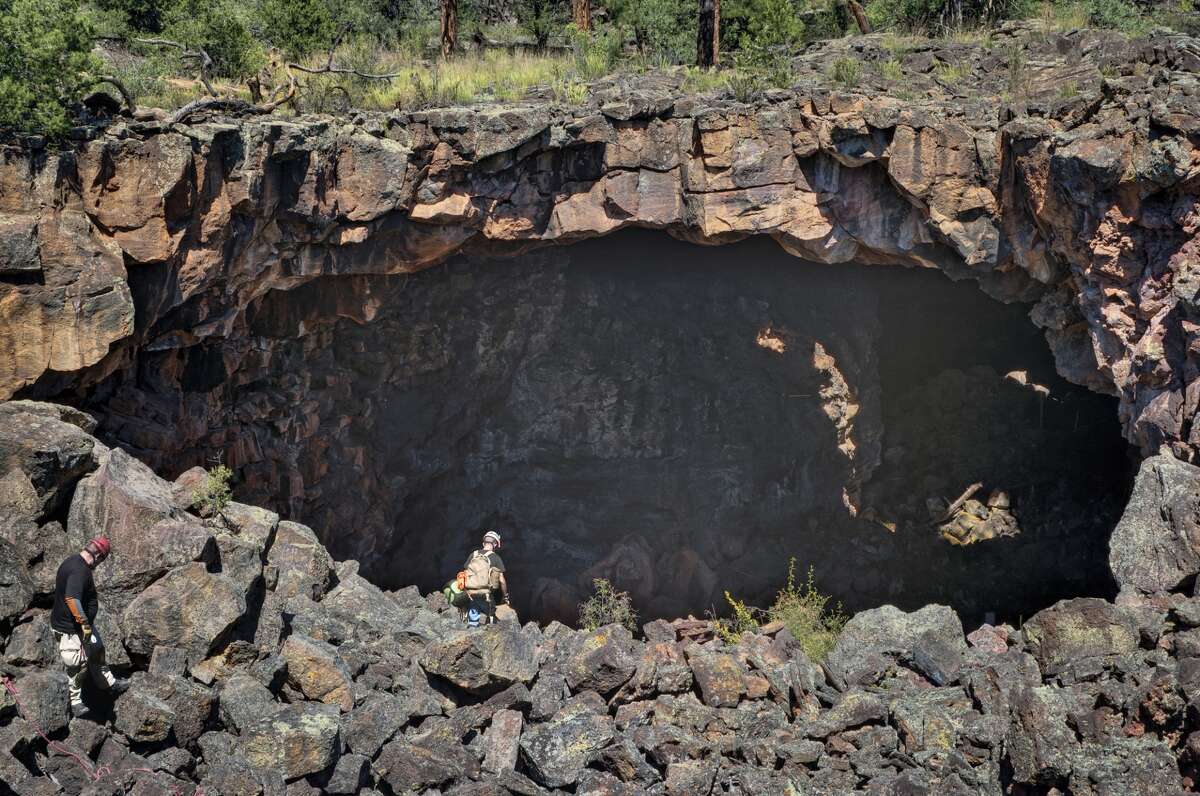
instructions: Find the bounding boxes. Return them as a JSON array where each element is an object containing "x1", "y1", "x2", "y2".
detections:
[{"x1": 4, "y1": 400, "x2": 1200, "y2": 794}]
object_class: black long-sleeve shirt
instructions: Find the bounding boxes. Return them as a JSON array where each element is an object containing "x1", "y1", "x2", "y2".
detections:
[{"x1": 50, "y1": 554, "x2": 98, "y2": 634}]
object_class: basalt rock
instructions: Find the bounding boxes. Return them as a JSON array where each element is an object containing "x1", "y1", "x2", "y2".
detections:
[{"x1": 0, "y1": 25, "x2": 1194, "y2": 623}]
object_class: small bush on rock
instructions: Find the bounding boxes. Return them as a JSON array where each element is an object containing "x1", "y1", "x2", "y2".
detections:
[
  {"x1": 192, "y1": 462, "x2": 233, "y2": 519},
  {"x1": 578, "y1": 578, "x2": 638, "y2": 632},
  {"x1": 769, "y1": 559, "x2": 846, "y2": 662},
  {"x1": 716, "y1": 559, "x2": 845, "y2": 660}
]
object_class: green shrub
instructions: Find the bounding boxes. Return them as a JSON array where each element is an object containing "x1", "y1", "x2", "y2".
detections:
[
  {"x1": 724, "y1": 0, "x2": 806, "y2": 51},
  {"x1": 1082, "y1": 0, "x2": 1145, "y2": 30},
  {"x1": 768, "y1": 559, "x2": 846, "y2": 663},
  {"x1": 608, "y1": 0, "x2": 696, "y2": 64},
  {"x1": 578, "y1": 578, "x2": 639, "y2": 632},
  {"x1": 714, "y1": 559, "x2": 845, "y2": 661},
  {"x1": 715, "y1": 591, "x2": 764, "y2": 643},
  {"x1": 0, "y1": 0, "x2": 102, "y2": 137},
  {"x1": 880, "y1": 58, "x2": 903, "y2": 81},
  {"x1": 866, "y1": 0, "x2": 1032, "y2": 33},
  {"x1": 192, "y1": 463, "x2": 233, "y2": 519},
  {"x1": 831, "y1": 56, "x2": 861, "y2": 87},
  {"x1": 257, "y1": 0, "x2": 336, "y2": 59},
  {"x1": 162, "y1": 0, "x2": 265, "y2": 79}
]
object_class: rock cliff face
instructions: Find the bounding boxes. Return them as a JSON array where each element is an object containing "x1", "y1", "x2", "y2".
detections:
[
  {"x1": 2, "y1": 23, "x2": 1199, "y2": 616},
  {"x1": 0, "y1": 400, "x2": 1198, "y2": 795}
]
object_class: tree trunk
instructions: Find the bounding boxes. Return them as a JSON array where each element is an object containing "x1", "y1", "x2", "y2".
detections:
[
  {"x1": 572, "y1": 0, "x2": 591, "y2": 31},
  {"x1": 441, "y1": 0, "x2": 458, "y2": 57},
  {"x1": 697, "y1": 0, "x2": 719, "y2": 68},
  {"x1": 847, "y1": 0, "x2": 872, "y2": 33}
]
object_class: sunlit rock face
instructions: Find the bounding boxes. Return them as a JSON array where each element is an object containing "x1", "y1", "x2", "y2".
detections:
[{"x1": 72, "y1": 232, "x2": 1131, "y2": 624}]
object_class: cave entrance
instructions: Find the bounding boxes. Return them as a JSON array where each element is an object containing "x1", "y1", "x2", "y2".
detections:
[
  {"x1": 229, "y1": 229, "x2": 1131, "y2": 626},
  {"x1": 79, "y1": 229, "x2": 1133, "y2": 627}
]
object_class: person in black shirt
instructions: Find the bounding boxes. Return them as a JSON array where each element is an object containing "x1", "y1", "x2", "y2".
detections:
[
  {"x1": 51, "y1": 536, "x2": 126, "y2": 717},
  {"x1": 462, "y1": 531, "x2": 510, "y2": 625}
]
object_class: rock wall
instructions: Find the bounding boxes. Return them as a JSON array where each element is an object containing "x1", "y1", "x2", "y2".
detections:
[
  {"x1": 4, "y1": 24, "x2": 1200, "y2": 464},
  {"x1": 0, "y1": 400, "x2": 1197, "y2": 795}
]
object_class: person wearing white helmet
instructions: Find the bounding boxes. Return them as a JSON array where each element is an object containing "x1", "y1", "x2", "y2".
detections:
[{"x1": 461, "y1": 530, "x2": 509, "y2": 625}]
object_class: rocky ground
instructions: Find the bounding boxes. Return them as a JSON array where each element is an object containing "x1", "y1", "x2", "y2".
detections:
[{"x1": 2, "y1": 399, "x2": 1200, "y2": 794}]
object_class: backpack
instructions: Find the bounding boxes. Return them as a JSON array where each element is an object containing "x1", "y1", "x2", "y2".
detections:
[{"x1": 463, "y1": 549, "x2": 495, "y2": 591}]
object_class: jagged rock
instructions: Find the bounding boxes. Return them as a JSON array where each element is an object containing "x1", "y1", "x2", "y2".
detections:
[
  {"x1": 128, "y1": 671, "x2": 214, "y2": 747},
  {"x1": 685, "y1": 645, "x2": 747, "y2": 708},
  {"x1": 218, "y1": 673, "x2": 282, "y2": 735},
  {"x1": 480, "y1": 708, "x2": 523, "y2": 774},
  {"x1": 519, "y1": 698, "x2": 615, "y2": 787},
  {"x1": 114, "y1": 689, "x2": 177, "y2": 743},
  {"x1": 281, "y1": 633, "x2": 354, "y2": 712},
  {"x1": 1109, "y1": 453, "x2": 1200, "y2": 596},
  {"x1": 0, "y1": 539, "x2": 34, "y2": 627},
  {"x1": 11, "y1": 671, "x2": 70, "y2": 735},
  {"x1": 342, "y1": 691, "x2": 410, "y2": 757},
  {"x1": 564, "y1": 625, "x2": 637, "y2": 696},
  {"x1": 375, "y1": 740, "x2": 462, "y2": 792},
  {"x1": 804, "y1": 691, "x2": 887, "y2": 738},
  {"x1": 419, "y1": 623, "x2": 540, "y2": 693},
  {"x1": 121, "y1": 562, "x2": 245, "y2": 657},
  {"x1": 268, "y1": 521, "x2": 335, "y2": 601},
  {"x1": 1021, "y1": 598, "x2": 1140, "y2": 676},
  {"x1": 827, "y1": 604, "x2": 966, "y2": 684},
  {"x1": 323, "y1": 752, "x2": 369, "y2": 794},
  {"x1": 239, "y1": 702, "x2": 341, "y2": 781},
  {"x1": 0, "y1": 403, "x2": 98, "y2": 520}
]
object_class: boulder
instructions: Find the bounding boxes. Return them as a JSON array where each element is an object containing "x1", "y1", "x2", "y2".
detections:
[
  {"x1": 375, "y1": 740, "x2": 463, "y2": 792},
  {"x1": 121, "y1": 562, "x2": 245, "y2": 657},
  {"x1": 323, "y1": 751, "x2": 369, "y2": 794},
  {"x1": 685, "y1": 645, "x2": 747, "y2": 708},
  {"x1": 11, "y1": 671, "x2": 70, "y2": 735},
  {"x1": 1109, "y1": 453, "x2": 1200, "y2": 595},
  {"x1": 1021, "y1": 598, "x2": 1140, "y2": 676},
  {"x1": 218, "y1": 673, "x2": 282, "y2": 735},
  {"x1": 239, "y1": 702, "x2": 341, "y2": 781},
  {"x1": 267, "y1": 521, "x2": 335, "y2": 601},
  {"x1": 804, "y1": 690, "x2": 887, "y2": 738},
  {"x1": 826, "y1": 604, "x2": 966, "y2": 684},
  {"x1": 0, "y1": 403, "x2": 99, "y2": 520},
  {"x1": 281, "y1": 634, "x2": 354, "y2": 712},
  {"x1": 114, "y1": 689, "x2": 177, "y2": 743},
  {"x1": 0, "y1": 538, "x2": 34, "y2": 626},
  {"x1": 419, "y1": 623, "x2": 540, "y2": 693},
  {"x1": 519, "y1": 700, "x2": 615, "y2": 788},
  {"x1": 342, "y1": 691, "x2": 410, "y2": 758},
  {"x1": 128, "y1": 671, "x2": 215, "y2": 747},
  {"x1": 480, "y1": 708, "x2": 523, "y2": 774},
  {"x1": 563, "y1": 625, "x2": 637, "y2": 696}
]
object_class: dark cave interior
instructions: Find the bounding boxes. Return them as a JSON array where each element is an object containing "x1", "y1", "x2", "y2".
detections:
[{"x1": 69, "y1": 230, "x2": 1134, "y2": 626}]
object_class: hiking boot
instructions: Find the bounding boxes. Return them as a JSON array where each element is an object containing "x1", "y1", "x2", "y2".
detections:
[
  {"x1": 70, "y1": 700, "x2": 90, "y2": 720},
  {"x1": 107, "y1": 678, "x2": 130, "y2": 697}
]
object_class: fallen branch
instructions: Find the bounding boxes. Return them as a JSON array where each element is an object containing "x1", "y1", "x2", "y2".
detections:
[
  {"x1": 934, "y1": 481, "x2": 984, "y2": 525},
  {"x1": 132, "y1": 37, "x2": 218, "y2": 97},
  {"x1": 94, "y1": 75, "x2": 135, "y2": 114}
]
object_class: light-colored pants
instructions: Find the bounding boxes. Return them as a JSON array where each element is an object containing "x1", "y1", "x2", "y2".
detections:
[{"x1": 54, "y1": 630, "x2": 115, "y2": 706}]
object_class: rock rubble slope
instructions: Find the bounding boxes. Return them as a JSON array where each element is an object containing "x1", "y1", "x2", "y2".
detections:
[{"x1": 2, "y1": 399, "x2": 1200, "y2": 793}]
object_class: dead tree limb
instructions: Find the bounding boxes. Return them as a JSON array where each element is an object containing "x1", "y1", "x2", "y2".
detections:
[
  {"x1": 95, "y1": 75, "x2": 135, "y2": 114},
  {"x1": 131, "y1": 37, "x2": 218, "y2": 96},
  {"x1": 934, "y1": 482, "x2": 984, "y2": 525}
]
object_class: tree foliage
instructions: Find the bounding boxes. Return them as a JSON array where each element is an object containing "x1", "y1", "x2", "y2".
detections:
[
  {"x1": 606, "y1": 0, "x2": 696, "y2": 64},
  {"x1": 0, "y1": 0, "x2": 103, "y2": 136}
]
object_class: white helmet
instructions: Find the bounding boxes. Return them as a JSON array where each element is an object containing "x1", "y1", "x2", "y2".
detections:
[{"x1": 483, "y1": 530, "x2": 502, "y2": 548}]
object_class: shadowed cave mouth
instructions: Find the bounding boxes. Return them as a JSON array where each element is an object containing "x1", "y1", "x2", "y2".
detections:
[{"x1": 124, "y1": 231, "x2": 1136, "y2": 627}]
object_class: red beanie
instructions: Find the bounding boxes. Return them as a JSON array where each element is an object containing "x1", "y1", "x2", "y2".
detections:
[{"x1": 85, "y1": 536, "x2": 111, "y2": 561}]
